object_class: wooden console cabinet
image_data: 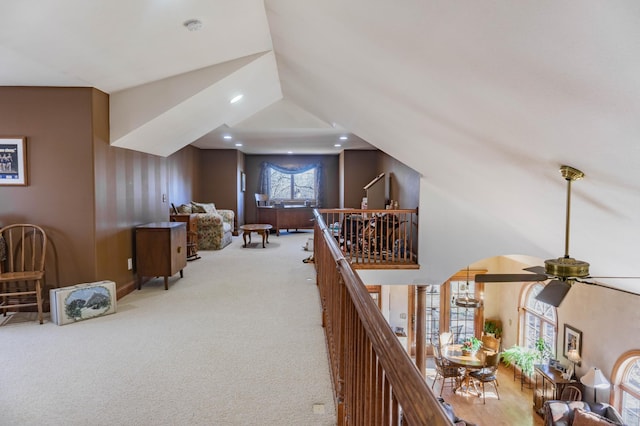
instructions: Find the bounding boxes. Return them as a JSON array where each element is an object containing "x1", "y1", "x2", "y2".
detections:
[
  {"x1": 170, "y1": 213, "x2": 199, "y2": 260},
  {"x1": 135, "y1": 222, "x2": 187, "y2": 290},
  {"x1": 256, "y1": 206, "x2": 315, "y2": 236},
  {"x1": 533, "y1": 364, "x2": 575, "y2": 416}
]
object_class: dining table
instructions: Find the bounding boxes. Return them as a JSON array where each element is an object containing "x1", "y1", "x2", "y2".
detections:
[
  {"x1": 441, "y1": 344, "x2": 494, "y2": 368},
  {"x1": 441, "y1": 344, "x2": 497, "y2": 394}
]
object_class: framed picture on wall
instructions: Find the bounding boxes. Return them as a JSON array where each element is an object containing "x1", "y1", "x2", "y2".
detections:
[
  {"x1": 563, "y1": 323, "x2": 582, "y2": 359},
  {"x1": 0, "y1": 137, "x2": 28, "y2": 186}
]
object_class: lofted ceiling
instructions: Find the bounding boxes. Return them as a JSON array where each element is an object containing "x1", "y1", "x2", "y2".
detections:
[{"x1": 1, "y1": 1, "x2": 639, "y2": 296}]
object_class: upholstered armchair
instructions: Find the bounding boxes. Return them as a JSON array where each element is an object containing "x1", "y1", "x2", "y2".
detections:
[{"x1": 176, "y1": 202, "x2": 234, "y2": 250}]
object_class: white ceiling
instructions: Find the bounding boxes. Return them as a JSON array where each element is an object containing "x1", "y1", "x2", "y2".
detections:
[{"x1": 2, "y1": 1, "x2": 639, "y2": 295}]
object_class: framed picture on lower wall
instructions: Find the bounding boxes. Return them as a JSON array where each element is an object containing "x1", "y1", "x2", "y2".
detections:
[
  {"x1": 0, "y1": 137, "x2": 28, "y2": 186},
  {"x1": 563, "y1": 323, "x2": 582, "y2": 359}
]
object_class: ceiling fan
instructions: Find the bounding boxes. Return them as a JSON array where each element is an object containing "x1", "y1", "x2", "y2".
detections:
[{"x1": 475, "y1": 165, "x2": 639, "y2": 307}]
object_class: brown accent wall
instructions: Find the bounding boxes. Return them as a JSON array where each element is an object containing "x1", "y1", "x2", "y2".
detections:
[
  {"x1": 342, "y1": 150, "x2": 382, "y2": 208},
  {"x1": 0, "y1": 87, "x2": 182, "y2": 299},
  {"x1": 341, "y1": 150, "x2": 419, "y2": 210},
  {"x1": 168, "y1": 145, "x2": 200, "y2": 207},
  {"x1": 380, "y1": 154, "x2": 420, "y2": 210},
  {"x1": 197, "y1": 149, "x2": 238, "y2": 211},
  {"x1": 0, "y1": 87, "x2": 97, "y2": 291}
]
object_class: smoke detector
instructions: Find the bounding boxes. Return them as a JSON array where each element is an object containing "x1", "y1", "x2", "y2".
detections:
[{"x1": 183, "y1": 19, "x2": 203, "y2": 32}]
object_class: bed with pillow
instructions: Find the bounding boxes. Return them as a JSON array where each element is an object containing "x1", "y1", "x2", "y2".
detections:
[{"x1": 175, "y1": 202, "x2": 234, "y2": 250}]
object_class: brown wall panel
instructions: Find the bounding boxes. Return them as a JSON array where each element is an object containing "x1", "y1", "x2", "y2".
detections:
[
  {"x1": 197, "y1": 149, "x2": 238, "y2": 211},
  {"x1": 0, "y1": 87, "x2": 180, "y2": 298},
  {"x1": 0, "y1": 87, "x2": 96, "y2": 290},
  {"x1": 94, "y1": 136, "x2": 170, "y2": 293},
  {"x1": 380, "y1": 154, "x2": 420, "y2": 210},
  {"x1": 168, "y1": 145, "x2": 199, "y2": 208},
  {"x1": 342, "y1": 150, "x2": 381, "y2": 208}
]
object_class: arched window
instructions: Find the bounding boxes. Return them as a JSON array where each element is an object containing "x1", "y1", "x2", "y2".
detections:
[
  {"x1": 520, "y1": 283, "x2": 557, "y2": 354},
  {"x1": 612, "y1": 350, "x2": 640, "y2": 425}
]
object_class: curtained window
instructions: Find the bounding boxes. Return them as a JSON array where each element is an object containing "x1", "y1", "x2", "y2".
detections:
[{"x1": 258, "y1": 162, "x2": 323, "y2": 206}]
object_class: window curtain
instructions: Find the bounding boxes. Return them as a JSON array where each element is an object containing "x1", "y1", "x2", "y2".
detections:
[{"x1": 258, "y1": 162, "x2": 324, "y2": 207}]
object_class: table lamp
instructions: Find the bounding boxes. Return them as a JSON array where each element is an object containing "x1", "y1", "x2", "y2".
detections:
[
  {"x1": 580, "y1": 367, "x2": 611, "y2": 403},
  {"x1": 567, "y1": 349, "x2": 582, "y2": 380}
]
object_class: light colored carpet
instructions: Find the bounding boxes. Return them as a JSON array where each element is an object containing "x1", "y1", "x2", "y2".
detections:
[{"x1": 0, "y1": 230, "x2": 336, "y2": 426}]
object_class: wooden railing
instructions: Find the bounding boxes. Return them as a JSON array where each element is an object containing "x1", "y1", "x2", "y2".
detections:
[
  {"x1": 313, "y1": 211, "x2": 452, "y2": 426},
  {"x1": 317, "y1": 209, "x2": 418, "y2": 269}
]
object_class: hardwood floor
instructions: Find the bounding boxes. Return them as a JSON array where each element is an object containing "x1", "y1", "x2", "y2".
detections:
[{"x1": 425, "y1": 362, "x2": 545, "y2": 426}]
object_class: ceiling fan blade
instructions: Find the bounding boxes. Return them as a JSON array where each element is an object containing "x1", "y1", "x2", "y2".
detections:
[
  {"x1": 474, "y1": 273, "x2": 548, "y2": 283},
  {"x1": 587, "y1": 276, "x2": 640, "y2": 279},
  {"x1": 523, "y1": 266, "x2": 546, "y2": 275},
  {"x1": 535, "y1": 280, "x2": 572, "y2": 307}
]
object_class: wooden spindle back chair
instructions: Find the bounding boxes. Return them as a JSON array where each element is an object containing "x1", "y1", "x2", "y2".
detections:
[{"x1": 0, "y1": 224, "x2": 47, "y2": 324}]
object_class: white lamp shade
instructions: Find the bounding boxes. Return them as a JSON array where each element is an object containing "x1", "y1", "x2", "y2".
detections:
[
  {"x1": 580, "y1": 367, "x2": 611, "y2": 389},
  {"x1": 567, "y1": 349, "x2": 582, "y2": 363}
]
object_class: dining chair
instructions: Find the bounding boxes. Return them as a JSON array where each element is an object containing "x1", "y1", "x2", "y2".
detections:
[
  {"x1": 560, "y1": 384, "x2": 582, "y2": 401},
  {"x1": 451, "y1": 324, "x2": 464, "y2": 344},
  {"x1": 481, "y1": 335, "x2": 501, "y2": 352},
  {"x1": 0, "y1": 224, "x2": 47, "y2": 324},
  {"x1": 432, "y1": 344, "x2": 465, "y2": 396},
  {"x1": 439, "y1": 331, "x2": 453, "y2": 348},
  {"x1": 468, "y1": 351, "x2": 501, "y2": 403}
]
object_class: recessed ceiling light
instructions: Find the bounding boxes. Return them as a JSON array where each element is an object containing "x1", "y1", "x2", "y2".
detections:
[
  {"x1": 230, "y1": 94, "x2": 243, "y2": 104},
  {"x1": 334, "y1": 144, "x2": 342, "y2": 147},
  {"x1": 340, "y1": 135, "x2": 348, "y2": 140},
  {"x1": 223, "y1": 135, "x2": 232, "y2": 140},
  {"x1": 287, "y1": 151, "x2": 293, "y2": 154},
  {"x1": 183, "y1": 19, "x2": 203, "y2": 32},
  {"x1": 235, "y1": 143, "x2": 243, "y2": 147}
]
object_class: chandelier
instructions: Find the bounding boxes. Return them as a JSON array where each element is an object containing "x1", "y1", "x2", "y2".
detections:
[{"x1": 455, "y1": 267, "x2": 482, "y2": 309}]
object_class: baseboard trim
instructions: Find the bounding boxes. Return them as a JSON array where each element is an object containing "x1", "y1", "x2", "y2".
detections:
[{"x1": 117, "y1": 279, "x2": 137, "y2": 300}]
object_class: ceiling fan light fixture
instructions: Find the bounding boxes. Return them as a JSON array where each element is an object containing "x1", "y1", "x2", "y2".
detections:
[
  {"x1": 544, "y1": 257, "x2": 590, "y2": 278},
  {"x1": 560, "y1": 165, "x2": 584, "y2": 182}
]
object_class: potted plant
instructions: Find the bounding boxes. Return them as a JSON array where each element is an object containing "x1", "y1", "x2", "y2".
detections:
[
  {"x1": 501, "y1": 338, "x2": 553, "y2": 377},
  {"x1": 535, "y1": 337, "x2": 553, "y2": 364},
  {"x1": 502, "y1": 345, "x2": 538, "y2": 377},
  {"x1": 483, "y1": 319, "x2": 502, "y2": 337},
  {"x1": 461, "y1": 336, "x2": 481, "y2": 356}
]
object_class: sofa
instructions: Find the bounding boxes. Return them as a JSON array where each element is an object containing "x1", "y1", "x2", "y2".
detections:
[
  {"x1": 176, "y1": 202, "x2": 234, "y2": 250},
  {"x1": 543, "y1": 400, "x2": 625, "y2": 425}
]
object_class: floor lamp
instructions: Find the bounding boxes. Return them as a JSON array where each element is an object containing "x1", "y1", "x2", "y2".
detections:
[{"x1": 580, "y1": 367, "x2": 611, "y2": 403}]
